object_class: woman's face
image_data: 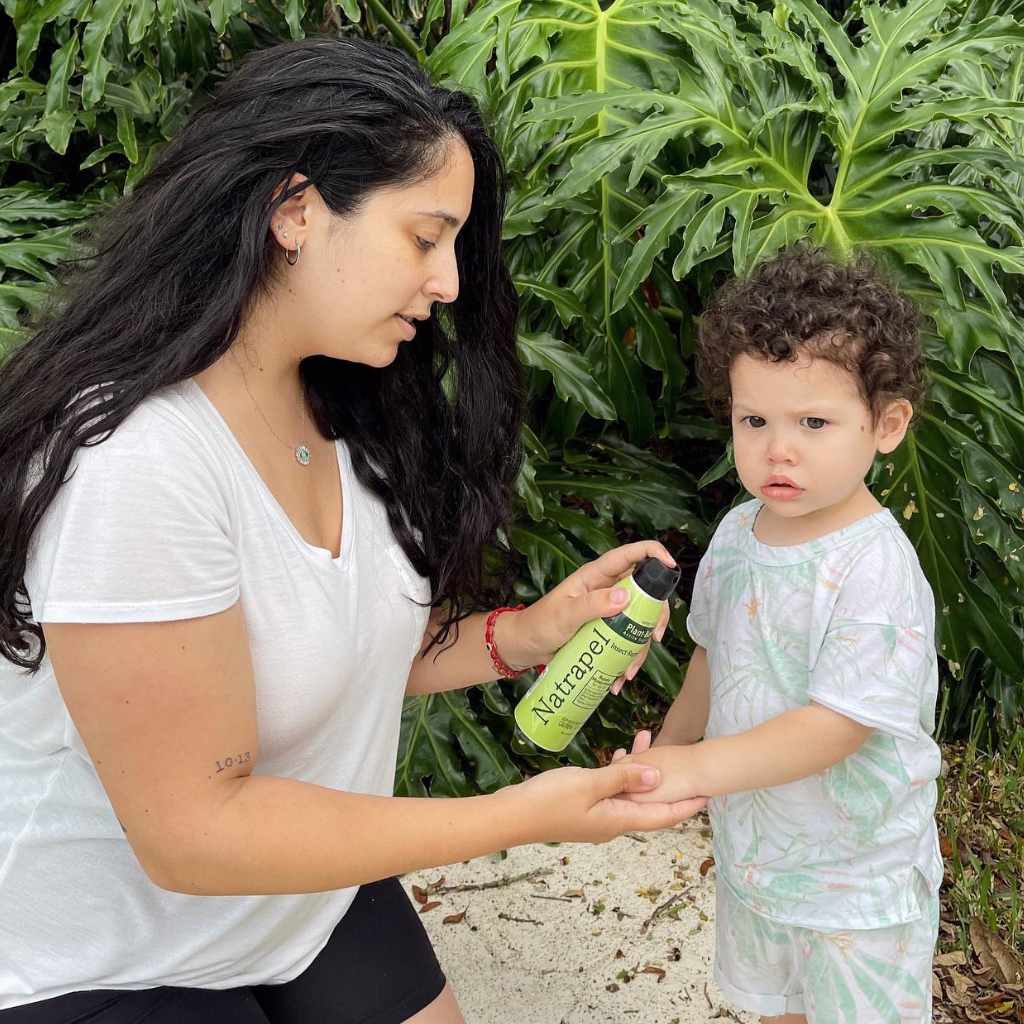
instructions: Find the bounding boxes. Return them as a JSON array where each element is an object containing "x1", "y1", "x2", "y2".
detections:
[{"x1": 273, "y1": 136, "x2": 475, "y2": 368}]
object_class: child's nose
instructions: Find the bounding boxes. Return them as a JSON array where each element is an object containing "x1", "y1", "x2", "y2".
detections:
[{"x1": 766, "y1": 432, "x2": 796, "y2": 464}]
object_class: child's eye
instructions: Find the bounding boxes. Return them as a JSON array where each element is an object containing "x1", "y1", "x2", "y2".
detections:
[
  {"x1": 740, "y1": 415, "x2": 766, "y2": 428},
  {"x1": 415, "y1": 236, "x2": 436, "y2": 251},
  {"x1": 801, "y1": 416, "x2": 828, "y2": 430}
]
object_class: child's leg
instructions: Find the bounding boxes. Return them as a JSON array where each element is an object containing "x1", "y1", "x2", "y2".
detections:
[{"x1": 762, "y1": 1015, "x2": 807, "y2": 1024}]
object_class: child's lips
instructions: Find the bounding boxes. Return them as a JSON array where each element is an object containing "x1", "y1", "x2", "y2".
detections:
[{"x1": 762, "y1": 477, "x2": 804, "y2": 501}]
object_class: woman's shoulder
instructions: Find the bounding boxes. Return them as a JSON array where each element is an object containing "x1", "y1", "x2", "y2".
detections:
[
  {"x1": 68, "y1": 381, "x2": 223, "y2": 474},
  {"x1": 46, "y1": 381, "x2": 234, "y2": 516},
  {"x1": 83, "y1": 380, "x2": 210, "y2": 451}
]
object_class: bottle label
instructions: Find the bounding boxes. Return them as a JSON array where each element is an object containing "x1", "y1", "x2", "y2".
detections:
[
  {"x1": 513, "y1": 575, "x2": 665, "y2": 752},
  {"x1": 602, "y1": 612, "x2": 654, "y2": 646}
]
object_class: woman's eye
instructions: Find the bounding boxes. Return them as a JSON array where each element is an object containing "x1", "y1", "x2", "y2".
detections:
[
  {"x1": 415, "y1": 236, "x2": 436, "y2": 251},
  {"x1": 801, "y1": 416, "x2": 828, "y2": 430},
  {"x1": 741, "y1": 415, "x2": 766, "y2": 428}
]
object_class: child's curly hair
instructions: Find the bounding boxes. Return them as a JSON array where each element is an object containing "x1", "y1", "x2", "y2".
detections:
[{"x1": 696, "y1": 245, "x2": 926, "y2": 423}]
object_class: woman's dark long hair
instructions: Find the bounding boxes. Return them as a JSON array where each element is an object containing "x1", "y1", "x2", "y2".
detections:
[{"x1": 0, "y1": 37, "x2": 522, "y2": 672}]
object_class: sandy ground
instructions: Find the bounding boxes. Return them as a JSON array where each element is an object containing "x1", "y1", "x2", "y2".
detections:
[{"x1": 406, "y1": 816, "x2": 757, "y2": 1024}]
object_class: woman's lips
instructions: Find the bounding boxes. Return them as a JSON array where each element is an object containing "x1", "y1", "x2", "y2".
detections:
[{"x1": 393, "y1": 314, "x2": 416, "y2": 341}]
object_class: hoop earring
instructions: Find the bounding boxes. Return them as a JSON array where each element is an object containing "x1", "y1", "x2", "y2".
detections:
[{"x1": 285, "y1": 243, "x2": 301, "y2": 266}]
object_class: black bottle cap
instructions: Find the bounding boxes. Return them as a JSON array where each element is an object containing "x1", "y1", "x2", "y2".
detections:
[{"x1": 631, "y1": 556, "x2": 681, "y2": 600}]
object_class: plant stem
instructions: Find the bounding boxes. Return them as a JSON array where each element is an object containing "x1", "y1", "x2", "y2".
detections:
[{"x1": 362, "y1": 0, "x2": 421, "y2": 60}]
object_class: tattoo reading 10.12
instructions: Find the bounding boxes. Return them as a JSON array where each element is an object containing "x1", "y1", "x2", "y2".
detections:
[{"x1": 215, "y1": 751, "x2": 252, "y2": 773}]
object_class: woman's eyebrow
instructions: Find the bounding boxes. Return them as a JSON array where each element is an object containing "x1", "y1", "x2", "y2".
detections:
[{"x1": 415, "y1": 209, "x2": 461, "y2": 228}]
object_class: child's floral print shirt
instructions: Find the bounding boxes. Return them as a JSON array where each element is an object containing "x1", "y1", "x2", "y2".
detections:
[{"x1": 687, "y1": 500, "x2": 944, "y2": 929}]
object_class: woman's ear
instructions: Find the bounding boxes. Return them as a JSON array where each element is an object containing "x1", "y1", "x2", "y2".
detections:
[
  {"x1": 875, "y1": 398, "x2": 914, "y2": 454},
  {"x1": 269, "y1": 175, "x2": 316, "y2": 252}
]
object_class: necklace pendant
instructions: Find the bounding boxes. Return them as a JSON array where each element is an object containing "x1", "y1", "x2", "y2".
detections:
[{"x1": 295, "y1": 445, "x2": 311, "y2": 466}]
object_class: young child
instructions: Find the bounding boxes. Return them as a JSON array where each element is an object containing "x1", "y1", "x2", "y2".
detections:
[{"x1": 625, "y1": 245, "x2": 943, "y2": 1023}]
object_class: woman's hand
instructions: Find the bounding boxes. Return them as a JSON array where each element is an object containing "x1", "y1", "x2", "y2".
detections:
[
  {"x1": 497, "y1": 541, "x2": 674, "y2": 685},
  {"x1": 506, "y1": 760, "x2": 707, "y2": 845}
]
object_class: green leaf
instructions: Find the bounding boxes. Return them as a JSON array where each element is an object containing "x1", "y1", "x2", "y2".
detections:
[
  {"x1": 82, "y1": 0, "x2": 129, "y2": 109},
  {"x1": 396, "y1": 695, "x2": 473, "y2": 797},
  {"x1": 534, "y1": 462, "x2": 697, "y2": 533},
  {"x1": 508, "y1": 520, "x2": 586, "y2": 592},
  {"x1": 285, "y1": 0, "x2": 304, "y2": 39},
  {"x1": 40, "y1": 110, "x2": 76, "y2": 154},
  {"x1": 44, "y1": 33, "x2": 79, "y2": 118},
  {"x1": 638, "y1": 640, "x2": 682, "y2": 701},
  {"x1": 15, "y1": 0, "x2": 78, "y2": 73},
  {"x1": 443, "y1": 690, "x2": 522, "y2": 792},
  {"x1": 127, "y1": 0, "x2": 156, "y2": 42},
  {"x1": 209, "y1": 0, "x2": 243, "y2": 35},
  {"x1": 544, "y1": 504, "x2": 619, "y2": 554},
  {"x1": 514, "y1": 275, "x2": 592, "y2": 328},
  {"x1": 612, "y1": 185, "x2": 700, "y2": 313},
  {"x1": 875, "y1": 419, "x2": 1024, "y2": 678},
  {"x1": 115, "y1": 105, "x2": 138, "y2": 164},
  {"x1": 517, "y1": 330, "x2": 617, "y2": 421},
  {"x1": 0, "y1": 225, "x2": 79, "y2": 282},
  {"x1": 0, "y1": 185, "x2": 93, "y2": 236}
]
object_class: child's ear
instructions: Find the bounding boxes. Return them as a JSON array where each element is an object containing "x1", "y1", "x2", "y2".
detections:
[{"x1": 875, "y1": 398, "x2": 913, "y2": 454}]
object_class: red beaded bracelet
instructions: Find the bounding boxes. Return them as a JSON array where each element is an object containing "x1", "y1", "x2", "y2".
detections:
[{"x1": 484, "y1": 605, "x2": 546, "y2": 678}]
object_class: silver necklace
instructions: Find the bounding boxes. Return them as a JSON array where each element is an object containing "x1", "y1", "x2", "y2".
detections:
[{"x1": 231, "y1": 348, "x2": 312, "y2": 467}]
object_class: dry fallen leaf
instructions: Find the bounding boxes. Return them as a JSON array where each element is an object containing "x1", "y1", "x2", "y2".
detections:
[
  {"x1": 935, "y1": 951, "x2": 968, "y2": 967},
  {"x1": 442, "y1": 910, "x2": 466, "y2": 925},
  {"x1": 969, "y1": 917, "x2": 1024, "y2": 985},
  {"x1": 699, "y1": 857, "x2": 715, "y2": 877},
  {"x1": 411, "y1": 884, "x2": 428, "y2": 905},
  {"x1": 641, "y1": 964, "x2": 666, "y2": 982},
  {"x1": 419, "y1": 900, "x2": 441, "y2": 914}
]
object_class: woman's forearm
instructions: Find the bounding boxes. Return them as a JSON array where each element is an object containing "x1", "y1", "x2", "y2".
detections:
[
  {"x1": 405, "y1": 608, "x2": 535, "y2": 695},
  {"x1": 146, "y1": 776, "x2": 524, "y2": 895}
]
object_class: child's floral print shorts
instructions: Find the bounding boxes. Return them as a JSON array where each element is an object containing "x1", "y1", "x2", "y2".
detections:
[{"x1": 713, "y1": 875, "x2": 939, "y2": 1022}]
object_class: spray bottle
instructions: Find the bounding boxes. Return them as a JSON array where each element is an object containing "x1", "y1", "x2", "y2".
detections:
[{"x1": 513, "y1": 557, "x2": 681, "y2": 753}]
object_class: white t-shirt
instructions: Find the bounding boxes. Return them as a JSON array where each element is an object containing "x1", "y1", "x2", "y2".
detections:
[
  {"x1": 687, "y1": 500, "x2": 944, "y2": 931},
  {"x1": 0, "y1": 379, "x2": 431, "y2": 1009}
]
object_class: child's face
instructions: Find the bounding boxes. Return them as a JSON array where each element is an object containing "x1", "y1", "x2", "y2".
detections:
[{"x1": 729, "y1": 351, "x2": 909, "y2": 522}]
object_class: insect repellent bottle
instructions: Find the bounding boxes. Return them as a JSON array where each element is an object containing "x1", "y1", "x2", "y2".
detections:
[{"x1": 513, "y1": 557, "x2": 681, "y2": 753}]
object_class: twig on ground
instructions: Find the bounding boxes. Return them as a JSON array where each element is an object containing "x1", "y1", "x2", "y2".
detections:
[
  {"x1": 433, "y1": 868, "x2": 554, "y2": 895},
  {"x1": 498, "y1": 912, "x2": 543, "y2": 925},
  {"x1": 640, "y1": 891, "x2": 689, "y2": 936}
]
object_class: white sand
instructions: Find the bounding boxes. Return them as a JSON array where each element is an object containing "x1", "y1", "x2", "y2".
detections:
[{"x1": 406, "y1": 818, "x2": 757, "y2": 1023}]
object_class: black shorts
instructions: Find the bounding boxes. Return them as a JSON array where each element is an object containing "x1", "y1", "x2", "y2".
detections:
[{"x1": 1, "y1": 878, "x2": 446, "y2": 1024}]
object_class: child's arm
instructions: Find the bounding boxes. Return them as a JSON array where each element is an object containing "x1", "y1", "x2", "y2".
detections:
[
  {"x1": 625, "y1": 703, "x2": 873, "y2": 801},
  {"x1": 652, "y1": 645, "x2": 710, "y2": 746}
]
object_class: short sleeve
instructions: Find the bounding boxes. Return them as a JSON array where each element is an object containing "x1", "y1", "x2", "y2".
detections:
[
  {"x1": 808, "y1": 539, "x2": 936, "y2": 742},
  {"x1": 685, "y1": 548, "x2": 714, "y2": 649},
  {"x1": 25, "y1": 404, "x2": 240, "y2": 623}
]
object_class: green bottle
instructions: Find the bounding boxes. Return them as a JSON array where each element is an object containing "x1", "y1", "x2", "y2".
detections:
[{"x1": 513, "y1": 557, "x2": 681, "y2": 753}]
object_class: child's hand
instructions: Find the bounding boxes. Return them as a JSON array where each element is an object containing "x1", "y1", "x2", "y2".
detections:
[
  {"x1": 610, "y1": 729, "x2": 653, "y2": 761},
  {"x1": 616, "y1": 746, "x2": 706, "y2": 805}
]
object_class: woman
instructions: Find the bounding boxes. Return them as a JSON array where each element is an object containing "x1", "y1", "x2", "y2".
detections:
[{"x1": 0, "y1": 37, "x2": 704, "y2": 1023}]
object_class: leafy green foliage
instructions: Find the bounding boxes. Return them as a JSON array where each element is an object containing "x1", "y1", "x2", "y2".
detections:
[
  {"x1": 2, "y1": 0, "x2": 1022, "y2": 794},
  {"x1": 429, "y1": 0, "x2": 1024, "y2": 758}
]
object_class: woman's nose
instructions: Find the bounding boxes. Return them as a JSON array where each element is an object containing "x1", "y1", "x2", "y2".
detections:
[{"x1": 426, "y1": 250, "x2": 460, "y2": 305}]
